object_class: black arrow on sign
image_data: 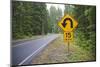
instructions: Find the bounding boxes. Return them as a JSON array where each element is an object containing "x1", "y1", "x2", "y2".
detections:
[{"x1": 62, "y1": 18, "x2": 73, "y2": 28}]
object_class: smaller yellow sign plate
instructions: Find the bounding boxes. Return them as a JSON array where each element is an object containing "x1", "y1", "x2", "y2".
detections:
[{"x1": 64, "y1": 32, "x2": 73, "y2": 42}]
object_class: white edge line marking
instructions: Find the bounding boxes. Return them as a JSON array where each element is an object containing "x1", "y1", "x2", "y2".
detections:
[
  {"x1": 12, "y1": 35, "x2": 49, "y2": 47},
  {"x1": 13, "y1": 43, "x2": 26, "y2": 47},
  {"x1": 18, "y1": 42, "x2": 47, "y2": 65},
  {"x1": 18, "y1": 35, "x2": 58, "y2": 65}
]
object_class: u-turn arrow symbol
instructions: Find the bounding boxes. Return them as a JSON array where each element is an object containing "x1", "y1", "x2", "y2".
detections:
[{"x1": 62, "y1": 18, "x2": 73, "y2": 28}]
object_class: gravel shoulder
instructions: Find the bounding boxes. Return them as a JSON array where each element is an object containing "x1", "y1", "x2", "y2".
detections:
[{"x1": 32, "y1": 34, "x2": 95, "y2": 64}]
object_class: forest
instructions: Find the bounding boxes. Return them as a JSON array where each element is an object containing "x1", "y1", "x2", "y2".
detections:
[
  {"x1": 12, "y1": 1, "x2": 96, "y2": 58},
  {"x1": 64, "y1": 5, "x2": 96, "y2": 56},
  {"x1": 12, "y1": 1, "x2": 62, "y2": 39}
]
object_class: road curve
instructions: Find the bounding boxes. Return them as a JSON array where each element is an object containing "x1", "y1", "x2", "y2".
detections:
[{"x1": 12, "y1": 34, "x2": 59, "y2": 65}]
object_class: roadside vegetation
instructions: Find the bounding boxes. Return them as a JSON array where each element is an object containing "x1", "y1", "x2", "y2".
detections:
[
  {"x1": 12, "y1": 1, "x2": 62, "y2": 40},
  {"x1": 32, "y1": 35, "x2": 95, "y2": 64},
  {"x1": 12, "y1": 1, "x2": 96, "y2": 63}
]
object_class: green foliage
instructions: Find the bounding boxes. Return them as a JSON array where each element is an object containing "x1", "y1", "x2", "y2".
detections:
[
  {"x1": 12, "y1": 1, "x2": 48, "y2": 39},
  {"x1": 48, "y1": 6, "x2": 62, "y2": 33},
  {"x1": 64, "y1": 5, "x2": 76, "y2": 17},
  {"x1": 12, "y1": 1, "x2": 96, "y2": 57},
  {"x1": 64, "y1": 5, "x2": 96, "y2": 57},
  {"x1": 12, "y1": 1, "x2": 63, "y2": 39}
]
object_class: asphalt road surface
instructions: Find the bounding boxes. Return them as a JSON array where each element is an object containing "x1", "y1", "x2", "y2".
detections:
[{"x1": 12, "y1": 34, "x2": 59, "y2": 65}]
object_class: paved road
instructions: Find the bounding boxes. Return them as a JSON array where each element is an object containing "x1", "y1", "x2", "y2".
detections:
[{"x1": 12, "y1": 34, "x2": 59, "y2": 65}]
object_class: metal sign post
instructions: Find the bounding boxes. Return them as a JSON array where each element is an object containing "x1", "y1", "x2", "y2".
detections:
[
  {"x1": 64, "y1": 32, "x2": 73, "y2": 55},
  {"x1": 58, "y1": 14, "x2": 78, "y2": 55},
  {"x1": 67, "y1": 41, "x2": 70, "y2": 55}
]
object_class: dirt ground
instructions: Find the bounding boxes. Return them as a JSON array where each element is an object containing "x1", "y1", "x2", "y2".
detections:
[{"x1": 32, "y1": 35, "x2": 95, "y2": 64}]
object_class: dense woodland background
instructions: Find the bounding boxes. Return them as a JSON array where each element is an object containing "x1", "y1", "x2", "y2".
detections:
[{"x1": 12, "y1": 1, "x2": 96, "y2": 58}]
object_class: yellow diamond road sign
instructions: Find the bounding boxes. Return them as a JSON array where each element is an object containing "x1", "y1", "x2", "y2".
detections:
[{"x1": 58, "y1": 14, "x2": 78, "y2": 32}]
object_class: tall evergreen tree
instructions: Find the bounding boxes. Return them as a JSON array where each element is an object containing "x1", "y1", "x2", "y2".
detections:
[
  {"x1": 48, "y1": 6, "x2": 62, "y2": 33},
  {"x1": 12, "y1": 1, "x2": 48, "y2": 39},
  {"x1": 64, "y1": 5, "x2": 96, "y2": 56}
]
